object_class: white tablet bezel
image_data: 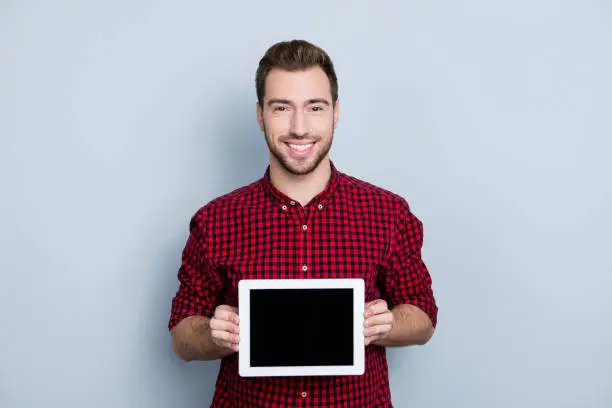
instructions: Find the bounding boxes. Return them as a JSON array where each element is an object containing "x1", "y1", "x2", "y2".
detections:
[{"x1": 238, "y1": 278, "x2": 365, "y2": 377}]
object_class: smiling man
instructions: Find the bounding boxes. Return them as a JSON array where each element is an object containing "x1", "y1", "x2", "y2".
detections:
[{"x1": 169, "y1": 39, "x2": 438, "y2": 407}]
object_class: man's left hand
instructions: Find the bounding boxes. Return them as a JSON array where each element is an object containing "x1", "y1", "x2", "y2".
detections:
[{"x1": 364, "y1": 299, "x2": 394, "y2": 345}]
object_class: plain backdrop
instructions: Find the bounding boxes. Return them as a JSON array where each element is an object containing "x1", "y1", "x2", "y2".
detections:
[{"x1": 1, "y1": 1, "x2": 611, "y2": 407}]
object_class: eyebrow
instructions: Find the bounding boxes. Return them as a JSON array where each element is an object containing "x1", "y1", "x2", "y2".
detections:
[
  {"x1": 266, "y1": 98, "x2": 331, "y2": 107},
  {"x1": 307, "y1": 98, "x2": 331, "y2": 106}
]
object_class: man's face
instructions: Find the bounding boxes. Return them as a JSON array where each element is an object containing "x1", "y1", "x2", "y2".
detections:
[{"x1": 257, "y1": 67, "x2": 339, "y2": 176}]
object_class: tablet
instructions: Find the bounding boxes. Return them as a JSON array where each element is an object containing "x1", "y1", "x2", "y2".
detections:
[{"x1": 238, "y1": 278, "x2": 365, "y2": 377}]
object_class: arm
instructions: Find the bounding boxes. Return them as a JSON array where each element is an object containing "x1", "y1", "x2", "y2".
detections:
[
  {"x1": 171, "y1": 315, "x2": 235, "y2": 362},
  {"x1": 169, "y1": 209, "x2": 236, "y2": 361},
  {"x1": 368, "y1": 199, "x2": 438, "y2": 346},
  {"x1": 372, "y1": 303, "x2": 434, "y2": 347}
]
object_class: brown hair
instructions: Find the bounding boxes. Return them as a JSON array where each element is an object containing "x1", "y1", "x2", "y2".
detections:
[{"x1": 255, "y1": 39, "x2": 338, "y2": 106}]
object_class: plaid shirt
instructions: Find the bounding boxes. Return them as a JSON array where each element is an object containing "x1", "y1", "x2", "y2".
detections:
[{"x1": 169, "y1": 162, "x2": 438, "y2": 407}]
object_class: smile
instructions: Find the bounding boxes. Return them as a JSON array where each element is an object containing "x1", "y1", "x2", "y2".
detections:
[
  {"x1": 288, "y1": 143, "x2": 313, "y2": 151},
  {"x1": 285, "y1": 142, "x2": 316, "y2": 157}
]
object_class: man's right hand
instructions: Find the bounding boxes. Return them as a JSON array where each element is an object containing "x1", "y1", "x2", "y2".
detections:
[{"x1": 210, "y1": 305, "x2": 240, "y2": 352}]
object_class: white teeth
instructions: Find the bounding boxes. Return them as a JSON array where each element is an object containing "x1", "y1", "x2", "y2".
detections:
[{"x1": 289, "y1": 143, "x2": 313, "y2": 151}]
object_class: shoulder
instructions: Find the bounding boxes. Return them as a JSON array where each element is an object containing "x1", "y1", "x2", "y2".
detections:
[
  {"x1": 339, "y1": 172, "x2": 424, "y2": 242},
  {"x1": 189, "y1": 179, "x2": 263, "y2": 228},
  {"x1": 339, "y1": 171, "x2": 412, "y2": 213}
]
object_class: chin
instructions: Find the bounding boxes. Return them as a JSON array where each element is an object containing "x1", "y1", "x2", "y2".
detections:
[{"x1": 280, "y1": 157, "x2": 325, "y2": 176}]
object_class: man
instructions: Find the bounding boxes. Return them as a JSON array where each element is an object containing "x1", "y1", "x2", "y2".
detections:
[{"x1": 169, "y1": 39, "x2": 438, "y2": 407}]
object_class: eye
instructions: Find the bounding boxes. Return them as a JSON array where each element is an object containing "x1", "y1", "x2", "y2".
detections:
[
  {"x1": 310, "y1": 105, "x2": 325, "y2": 112},
  {"x1": 273, "y1": 106, "x2": 288, "y2": 112}
]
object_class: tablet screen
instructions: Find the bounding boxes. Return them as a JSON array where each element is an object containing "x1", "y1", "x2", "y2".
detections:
[{"x1": 249, "y1": 288, "x2": 354, "y2": 367}]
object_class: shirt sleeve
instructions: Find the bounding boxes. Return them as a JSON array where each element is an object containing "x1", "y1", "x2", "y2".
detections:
[
  {"x1": 168, "y1": 209, "x2": 222, "y2": 330},
  {"x1": 378, "y1": 199, "x2": 438, "y2": 328}
]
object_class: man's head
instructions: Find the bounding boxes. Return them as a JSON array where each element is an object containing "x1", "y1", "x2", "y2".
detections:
[{"x1": 256, "y1": 40, "x2": 339, "y2": 176}]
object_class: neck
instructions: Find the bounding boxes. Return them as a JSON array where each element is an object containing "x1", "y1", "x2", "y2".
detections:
[{"x1": 269, "y1": 157, "x2": 332, "y2": 206}]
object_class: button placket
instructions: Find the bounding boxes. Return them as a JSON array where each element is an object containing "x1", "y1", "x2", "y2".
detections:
[
  {"x1": 299, "y1": 205, "x2": 311, "y2": 276},
  {"x1": 300, "y1": 202, "x2": 320, "y2": 278},
  {"x1": 297, "y1": 376, "x2": 308, "y2": 405}
]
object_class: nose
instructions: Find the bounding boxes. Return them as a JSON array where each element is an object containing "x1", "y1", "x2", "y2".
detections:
[{"x1": 290, "y1": 110, "x2": 309, "y2": 137}]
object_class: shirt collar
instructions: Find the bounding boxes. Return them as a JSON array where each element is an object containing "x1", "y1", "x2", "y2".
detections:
[{"x1": 261, "y1": 161, "x2": 343, "y2": 209}]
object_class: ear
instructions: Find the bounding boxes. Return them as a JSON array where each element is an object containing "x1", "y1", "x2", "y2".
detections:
[
  {"x1": 333, "y1": 99, "x2": 340, "y2": 129},
  {"x1": 256, "y1": 102, "x2": 264, "y2": 132}
]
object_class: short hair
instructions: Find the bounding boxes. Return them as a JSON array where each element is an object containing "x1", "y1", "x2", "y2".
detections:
[{"x1": 255, "y1": 39, "x2": 338, "y2": 106}]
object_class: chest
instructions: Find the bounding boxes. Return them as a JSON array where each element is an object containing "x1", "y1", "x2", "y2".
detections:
[{"x1": 209, "y1": 203, "x2": 391, "y2": 302}]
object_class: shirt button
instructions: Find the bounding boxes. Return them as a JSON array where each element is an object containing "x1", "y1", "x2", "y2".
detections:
[
  {"x1": 302, "y1": 224, "x2": 308, "y2": 231},
  {"x1": 301, "y1": 392, "x2": 307, "y2": 398},
  {"x1": 302, "y1": 265, "x2": 308, "y2": 272},
  {"x1": 281, "y1": 205, "x2": 287, "y2": 211},
  {"x1": 290, "y1": 201, "x2": 296, "y2": 206},
  {"x1": 318, "y1": 204, "x2": 324, "y2": 210}
]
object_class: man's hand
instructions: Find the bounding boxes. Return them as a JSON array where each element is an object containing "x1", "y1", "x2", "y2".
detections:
[
  {"x1": 364, "y1": 299, "x2": 393, "y2": 346},
  {"x1": 210, "y1": 305, "x2": 240, "y2": 352}
]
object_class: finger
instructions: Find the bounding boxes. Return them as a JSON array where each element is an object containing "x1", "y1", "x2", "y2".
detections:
[
  {"x1": 211, "y1": 329, "x2": 240, "y2": 345},
  {"x1": 364, "y1": 325, "x2": 378, "y2": 337},
  {"x1": 364, "y1": 323, "x2": 392, "y2": 338},
  {"x1": 365, "y1": 334, "x2": 383, "y2": 346},
  {"x1": 365, "y1": 300, "x2": 388, "y2": 317},
  {"x1": 364, "y1": 325, "x2": 392, "y2": 345},
  {"x1": 215, "y1": 307, "x2": 240, "y2": 324},
  {"x1": 214, "y1": 307, "x2": 240, "y2": 325},
  {"x1": 365, "y1": 312, "x2": 393, "y2": 327},
  {"x1": 216, "y1": 340, "x2": 239, "y2": 352},
  {"x1": 365, "y1": 299, "x2": 382, "y2": 309},
  {"x1": 210, "y1": 318, "x2": 240, "y2": 334},
  {"x1": 217, "y1": 304, "x2": 239, "y2": 314},
  {"x1": 365, "y1": 299, "x2": 387, "y2": 311}
]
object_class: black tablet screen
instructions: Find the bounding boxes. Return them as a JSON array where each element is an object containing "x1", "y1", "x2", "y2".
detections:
[{"x1": 249, "y1": 288, "x2": 354, "y2": 367}]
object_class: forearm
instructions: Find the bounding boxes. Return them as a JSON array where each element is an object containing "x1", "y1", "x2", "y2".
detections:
[
  {"x1": 372, "y1": 304, "x2": 435, "y2": 347},
  {"x1": 171, "y1": 315, "x2": 235, "y2": 361}
]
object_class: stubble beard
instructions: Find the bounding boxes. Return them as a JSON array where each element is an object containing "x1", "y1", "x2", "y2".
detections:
[{"x1": 263, "y1": 123, "x2": 334, "y2": 176}]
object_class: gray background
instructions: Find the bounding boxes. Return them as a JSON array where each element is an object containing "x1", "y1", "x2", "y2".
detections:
[{"x1": 1, "y1": 1, "x2": 611, "y2": 407}]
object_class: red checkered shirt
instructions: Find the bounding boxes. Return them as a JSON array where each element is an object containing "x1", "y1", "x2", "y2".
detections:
[{"x1": 169, "y1": 162, "x2": 438, "y2": 407}]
